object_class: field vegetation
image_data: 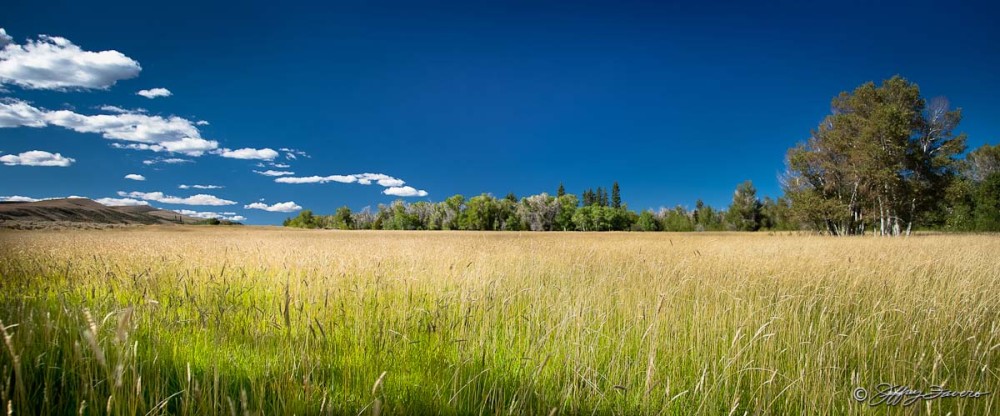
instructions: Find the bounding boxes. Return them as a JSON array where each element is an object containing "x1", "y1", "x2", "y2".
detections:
[{"x1": 1, "y1": 228, "x2": 997, "y2": 414}]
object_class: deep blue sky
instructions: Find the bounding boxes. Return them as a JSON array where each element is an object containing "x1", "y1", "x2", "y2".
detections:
[{"x1": 3, "y1": 0, "x2": 999, "y2": 224}]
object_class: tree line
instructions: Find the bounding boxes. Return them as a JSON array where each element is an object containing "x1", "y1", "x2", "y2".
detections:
[
  {"x1": 283, "y1": 179, "x2": 797, "y2": 232},
  {"x1": 286, "y1": 76, "x2": 1000, "y2": 234}
]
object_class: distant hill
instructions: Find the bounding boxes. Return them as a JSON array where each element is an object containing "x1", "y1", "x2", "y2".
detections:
[{"x1": 0, "y1": 198, "x2": 209, "y2": 229}]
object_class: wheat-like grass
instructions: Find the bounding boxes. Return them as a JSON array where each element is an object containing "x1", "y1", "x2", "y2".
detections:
[{"x1": 0, "y1": 228, "x2": 997, "y2": 414}]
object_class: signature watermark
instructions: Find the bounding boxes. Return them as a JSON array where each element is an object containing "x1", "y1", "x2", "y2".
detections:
[{"x1": 852, "y1": 383, "x2": 990, "y2": 406}]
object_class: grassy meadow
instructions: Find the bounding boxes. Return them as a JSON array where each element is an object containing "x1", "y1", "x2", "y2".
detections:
[{"x1": 0, "y1": 228, "x2": 997, "y2": 414}]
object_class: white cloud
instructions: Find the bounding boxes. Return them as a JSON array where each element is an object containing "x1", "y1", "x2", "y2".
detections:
[
  {"x1": 253, "y1": 169, "x2": 294, "y2": 177},
  {"x1": 279, "y1": 148, "x2": 309, "y2": 160},
  {"x1": 275, "y1": 172, "x2": 411, "y2": 187},
  {"x1": 0, "y1": 195, "x2": 88, "y2": 202},
  {"x1": 0, "y1": 195, "x2": 39, "y2": 202},
  {"x1": 0, "y1": 150, "x2": 75, "y2": 167},
  {"x1": 94, "y1": 197, "x2": 149, "y2": 206},
  {"x1": 98, "y1": 105, "x2": 145, "y2": 114},
  {"x1": 178, "y1": 184, "x2": 223, "y2": 189},
  {"x1": 0, "y1": 99, "x2": 281, "y2": 164},
  {"x1": 117, "y1": 191, "x2": 236, "y2": 206},
  {"x1": 244, "y1": 201, "x2": 302, "y2": 213},
  {"x1": 0, "y1": 28, "x2": 141, "y2": 90},
  {"x1": 143, "y1": 157, "x2": 192, "y2": 165},
  {"x1": 124, "y1": 173, "x2": 145, "y2": 181},
  {"x1": 354, "y1": 173, "x2": 405, "y2": 187},
  {"x1": 0, "y1": 29, "x2": 11, "y2": 48},
  {"x1": 216, "y1": 147, "x2": 279, "y2": 161},
  {"x1": 195, "y1": 120, "x2": 209, "y2": 126},
  {"x1": 0, "y1": 98, "x2": 46, "y2": 127},
  {"x1": 136, "y1": 88, "x2": 171, "y2": 99},
  {"x1": 273, "y1": 172, "x2": 427, "y2": 195},
  {"x1": 383, "y1": 186, "x2": 428, "y2": 197},
  {"x1": 275, "y1": 175, "x2": 357, "y2": 184},
  {"x1": 271, "y1": 163, "x2": 290, "y2": 168},
  {"x1": 172, "y1": 209, "x2": 245, "y2": 222},
  {"x1": 1, "y1": 99, "x2": 219, "y2": 156}
]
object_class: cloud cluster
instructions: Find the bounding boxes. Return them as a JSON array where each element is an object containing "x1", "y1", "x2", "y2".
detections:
[
  {"x1": 274, "y1": 172, "x2": 428, "y2": 197},
  {"x1": 1, "y1": 99, "x2": 218, "y2": 156},
  {"x1": 136, "y1": 87, "x2": 171, "y2": 99},
  {"x1": 0, "y1": 150, "x2": 75, "y2": 167},
  {"x1": 244, "y1": 201, "x2": 302, "y2": 213},
  {"x1": 279, "y1": 148, "x2": 309, "y2": 160},
  {"x1": 0, "y1": 195, "x2": 87, "y2": 202},
  {"x1": 0, "y1": 195, "x2": 43, "y2": 202},
  {"x1": 117, "y1": 190, "x2": 236, "y2": 206},
  {"x1": 0, "y1": 28, "x2": 435, "y2": 214},
  {"x1": 0, "y1": 28, "x2": 141, "y2": 90}
]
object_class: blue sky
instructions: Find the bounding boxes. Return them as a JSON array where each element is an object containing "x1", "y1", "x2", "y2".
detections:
[{"x1": 2, "y1": 1, "x2": 999, "y2": 224}]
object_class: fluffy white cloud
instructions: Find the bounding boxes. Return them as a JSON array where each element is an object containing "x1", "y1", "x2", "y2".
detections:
[
  {"x1": 94, "y1": 197, "x2": 149, "y2": 206},
  {"x1": 354, "y1": 173, "x2": 405, "y2": 187},
  {"x1": 1, "y1": 99, "x2": 219, "y2": 156},
  {"x1": 0, "y1": 28, "x2": 141, "y2": 90},
  {"x1": 253, "y1": 169, "x2": 294, "y2": 176},
  {"x1": 271, "y1": 163, "x2": 290, "y2": 168},
  {"x1": 0, "y1": 150, "x2": 75, "y2": 167},
  {"x1": 273, "y1": 172, "x2": 428, "y2": 196},
  {"x1": 47, "y1": 110, "x2": 217, "y2": 155},
  {"x1": 0, "y1": 195, "x2": 40, "y2": 202},
  {"x1": 244, "y1": 201, "x2": 302, "y2": 213},
  {"x1": 195, "y1": 120, "x2": 209, "y2": 126},
  {"x1": 0, "y1": 98, "x2": 46, "y2": 127},
  {"x1": 136, "y1": 88, "x2": 171, "y2": 99},
  {"x1": 383, "y1": 186, "x2": 428, "y2": 197},
  {"x1": 117, "y1": 191, "x2": 236, "y2": 206},
  {"x1": 172, "y1": 209, "x2": 245, "y2": 222},
  {"x1": 0, "y1": 195, "x2": 88, "y2": 202},
  {"x1": 124, "y1": 173, "x2": 145, "y2": 181},
  {"x1": 216, "y1": 147, "x2": 279, "y2": 161},
  {"x1": 275, "y1": 172, "x2": 416, "y2": 187},
  {"x1": 275, "y1": 175, "x2": 357, "y2": 184},
  {"x1": 178, "y1": 184, "x2": 223, "y2": 189}
]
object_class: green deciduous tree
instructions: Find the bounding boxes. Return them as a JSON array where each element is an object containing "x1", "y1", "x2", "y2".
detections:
[
  {"x1": 636, "y1": 210, "x2": 659, "y2": 231},
  {"x1": 726, "y1": 180, "x2": 762, "y2": 231},
  {"x1": 554, "y1": 194, "x2": 578, "y2": 231},
  {"x1": 784, "y1": 76, "x2": 966, "y2": 236}
]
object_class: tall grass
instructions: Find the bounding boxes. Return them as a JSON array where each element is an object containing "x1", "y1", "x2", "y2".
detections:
[{"x1": 0, "y1": 228, "x2": 997, "y2": 414}]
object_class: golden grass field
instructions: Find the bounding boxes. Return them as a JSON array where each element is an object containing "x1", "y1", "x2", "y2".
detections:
[{"x1": 0, "y1": 227, "x2": 997, "y2": 415}]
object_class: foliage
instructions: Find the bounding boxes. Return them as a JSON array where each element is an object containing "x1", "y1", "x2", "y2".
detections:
[
  {"x1": 784, "y1": 76, "x2": 967, "y2": 236},
  {"x1": 725, "y1": 180, "x2": 762, "y2": 231}
]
